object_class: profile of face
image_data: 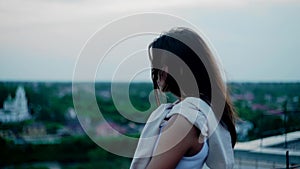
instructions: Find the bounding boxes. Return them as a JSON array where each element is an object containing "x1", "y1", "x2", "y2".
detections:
[{"x1": 156, "y1": 65, "x2": 168, "y2": 92}]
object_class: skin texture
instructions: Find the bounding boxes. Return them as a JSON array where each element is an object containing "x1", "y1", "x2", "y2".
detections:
[{"x1": 146, "y1": 114, "x2": 204, "y2": 169}]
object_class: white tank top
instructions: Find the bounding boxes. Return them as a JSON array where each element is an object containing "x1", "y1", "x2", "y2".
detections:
[
  {"x1": 175, "y1": 140, "x2": 208, "y2": 169},
  {"x1": 155, "y1": 121, "x2": 209, "y2": 169}
]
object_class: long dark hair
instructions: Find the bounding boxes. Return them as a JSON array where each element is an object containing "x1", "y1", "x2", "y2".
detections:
[{"x1": 148, "y1": 27, "x2": 237, "y2": 147}]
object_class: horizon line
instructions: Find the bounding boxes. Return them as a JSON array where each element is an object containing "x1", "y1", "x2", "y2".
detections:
[{"x1": 0, "y1": 80, "x2": 300, "y2": 84}]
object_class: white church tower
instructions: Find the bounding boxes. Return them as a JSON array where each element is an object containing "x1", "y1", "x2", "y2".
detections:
[{"x1": 0, "y1": 86, "x2": 31, "y2": 123}]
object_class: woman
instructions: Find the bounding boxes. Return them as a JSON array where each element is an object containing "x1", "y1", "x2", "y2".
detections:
[{"x1": 130, "y1": 27, "x2": 237, "y2": 169}]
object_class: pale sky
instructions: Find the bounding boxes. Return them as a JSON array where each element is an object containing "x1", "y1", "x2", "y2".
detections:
[{"x1": 1, "y1": 0, "x2": 300, "y2": 82}]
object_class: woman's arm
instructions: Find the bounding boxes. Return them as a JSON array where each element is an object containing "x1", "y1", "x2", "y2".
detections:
[{"x1": 146, "y1": 114, "x2": 201, "y2": 169}]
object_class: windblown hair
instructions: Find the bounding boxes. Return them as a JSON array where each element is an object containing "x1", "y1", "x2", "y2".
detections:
[{"x1": 148, "y1": 27, "x2": 237, "y2": 147}]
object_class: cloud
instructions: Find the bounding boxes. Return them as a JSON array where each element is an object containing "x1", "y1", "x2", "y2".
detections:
[
  {"x1": 0, "y1": 0, "x2": 300, "y2": 81},
  {"x1": 1, "y1": 0, "x2": 299, "y2": 26}
]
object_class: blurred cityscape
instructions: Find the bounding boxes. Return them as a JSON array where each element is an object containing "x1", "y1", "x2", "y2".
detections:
[{"x1": 0, "y1": 82, "x2": 300, "y2": 169}]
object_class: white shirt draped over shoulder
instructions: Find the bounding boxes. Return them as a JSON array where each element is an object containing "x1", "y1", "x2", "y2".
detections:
[{"x1": 130, "y1": 97, "x2": 234, "y2": 169}]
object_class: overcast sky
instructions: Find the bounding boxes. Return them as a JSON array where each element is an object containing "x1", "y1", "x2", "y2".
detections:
[{"x1": 1, "y1": 0, "x2": 299, "y2": 82}]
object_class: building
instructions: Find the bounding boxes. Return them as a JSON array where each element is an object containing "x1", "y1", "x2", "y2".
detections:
[
  {"x1": 22, "y1": 122, "x2": 47, "y2": 137},
  {"x1": 0, "y1": 86, "x2": 31, "y2": 123},
  {"x1": 235, "y1": 119, "x2": 253, "y2": 141},
  {"x1": 96, "y1": 121, "x2": 127, "y2": 136},
  {"x1": 234, "y1": 131, "x2": 300, "y2": 168}
]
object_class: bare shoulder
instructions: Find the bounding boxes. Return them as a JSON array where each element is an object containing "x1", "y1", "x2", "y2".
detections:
[
  {"x1": 162, "y1": 114, "x2": 196, "y2": 134},
  {"x1": 164, "y1": 114, "x2": 202, "y2": 154},
  {"x1": 146, "y1": 114, "x2": 201, "y2": 169}
]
